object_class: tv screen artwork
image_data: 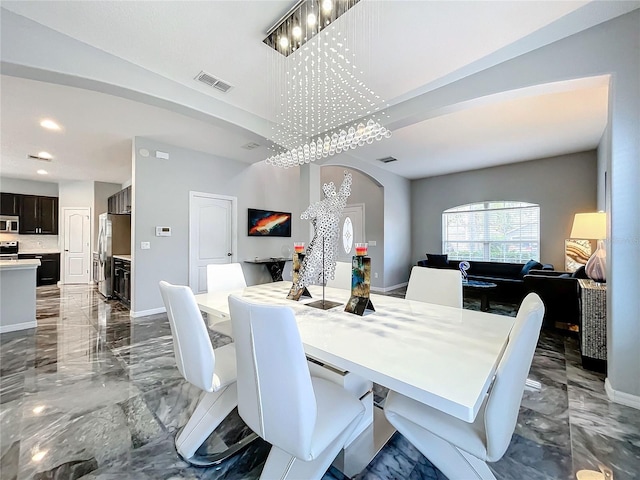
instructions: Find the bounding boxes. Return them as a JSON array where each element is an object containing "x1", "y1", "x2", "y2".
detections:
[{"x1": 248, "y1": 209, "x2": 292, "y2": 237}]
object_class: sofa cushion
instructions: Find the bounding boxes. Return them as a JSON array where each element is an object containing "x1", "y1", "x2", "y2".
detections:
[
  {"x1": 520, "y1": 260, "x2": 543, "y2": 277},
  {"x1": 467, "y1": 261, "x2": 523, "y2": 278},
  {"x1": 425, "y1": 253, "x2": 449, "y2": 268}
]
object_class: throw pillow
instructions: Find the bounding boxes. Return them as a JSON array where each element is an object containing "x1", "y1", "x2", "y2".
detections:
[
  {"x1": 520, "y1": 259, "x2": 543, "y2": 277},
  {"x1": 426, "y1": 253, "x2": 449, "y2": 268}
]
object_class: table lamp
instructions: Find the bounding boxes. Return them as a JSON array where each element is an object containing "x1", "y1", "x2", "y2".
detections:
[{"x1": 570, "y1": 212, "x2": 606, "y2": 283}]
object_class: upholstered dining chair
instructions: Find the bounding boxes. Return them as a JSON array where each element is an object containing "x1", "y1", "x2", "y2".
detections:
[
  {"x1": 159, "y1": 281, "x2": 255, "y2": 466},
  {"x1": 405, "y1": 265, "x2": 463, "y2": 308},
  {"x1": 206, "y1": 262, "x2": 247, "y2": 337},
  {"x1": 384, "y1": 292, "x2": 545, "y2": 480},
  {"x1": 228, "y1": 295, "x2": 365, "y2": 480},
  {"x1": 325, "y1": 261, "x2": 352, "y2": 290}
]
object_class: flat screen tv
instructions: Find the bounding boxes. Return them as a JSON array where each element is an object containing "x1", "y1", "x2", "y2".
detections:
[{"x1": 248, "y1": 208, "x2": 292, "y2": 237}]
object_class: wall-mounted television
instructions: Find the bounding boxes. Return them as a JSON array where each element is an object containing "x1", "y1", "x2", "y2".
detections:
[{"x1": 248, "y1": 208, "x2": 292, "y2": 237}]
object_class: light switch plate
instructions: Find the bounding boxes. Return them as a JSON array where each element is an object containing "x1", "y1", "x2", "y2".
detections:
[{"x1": 141, "y1": 241, "x2": 151, "y2": 250}]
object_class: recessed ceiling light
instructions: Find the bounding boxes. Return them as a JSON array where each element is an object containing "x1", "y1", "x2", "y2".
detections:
[
  {"x1": 322, "y1": 0, "x2": 333, "y2": 14},
  {"x1": 292, "y1": 25, "x2": 302, "y2": 39},
  {"x1": 307, "y1": 13, "x2": 317, "y2": 27},
  {"x1": 37, "y1": 169, "x2": 48, "y2": 175},
  {"x1": 279, "y1": 36, "x2": 289, "y2": 49},
  {"x1": 40, "y1": 119, "x2": 61, "y2": 131},
  {"x1": 37, "y1": 151, "x2": 53, "y2": 160}
]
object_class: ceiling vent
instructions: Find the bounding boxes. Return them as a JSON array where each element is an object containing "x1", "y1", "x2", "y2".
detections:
[
  {"x1": 195, "y1": 71, "x2": 233, "y2": 93},
  {"x1": 27, "y1": 154, "x2": 52, "y2": 162},
  {"x1": 377, "y1": 156, "x2": 397, "y2": 164},
  {"x1": 242, "y1": 142, "x2": 261, "y2": 150}
]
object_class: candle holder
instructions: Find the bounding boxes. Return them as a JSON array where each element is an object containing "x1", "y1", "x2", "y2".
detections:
[
  {"x1": 287, "y1": 250, "x2": 312, "y2": 300},
  {"x1": 344, "y1": 255, "x2": 375, "y2": 316},
  {"x1": 294, "y1": 242, "x2": 305, "y2": 254},
  {"x1": 355, "y1": 243, "x2": 368, "y2": 256}
]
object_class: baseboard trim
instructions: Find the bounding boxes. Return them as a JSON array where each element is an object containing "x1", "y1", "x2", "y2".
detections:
[
  {"x1": 130, "y1": 307, "x2": 166, "y2": 318},
  {"x1": 605, "y1": 378, "x2": 640, "y2": 410},
  {"x1": 0, "y1": 321, "x2": 37, "y2": 334},
  {"x1": 371, "y1": 282, "x2": 408, "y2": 293}
]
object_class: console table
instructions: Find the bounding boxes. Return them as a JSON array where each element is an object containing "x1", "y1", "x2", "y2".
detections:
[
  {"x1": 578, "y1": 279, "x2": 607, "y2": 372},
  {"x1": 244, "y1": 257, "x2": 290, "y2": 282}
]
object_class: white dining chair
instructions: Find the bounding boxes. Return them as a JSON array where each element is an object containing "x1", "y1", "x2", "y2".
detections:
[
  {"x1": 206, "y1": 262, "x2": 247, "y2": 337},
  {"x1": 384, "y1": 292, "x2": 545, "y2": 480},
  {"x1": 159, "y1": 281, "x2": 256, "y2": 466},
  {"x1": 207, "y1": 262, "x2": 247, "y2": 292},
  {"x1": 325, "y1": 261, "x2": 352, "y2": 290},
  {"x1": 405, "y1": 266, "x2": 463, "y2": 308},
  {"x1": 228, "y1": 295, "x2": 365, "y2": 480}
]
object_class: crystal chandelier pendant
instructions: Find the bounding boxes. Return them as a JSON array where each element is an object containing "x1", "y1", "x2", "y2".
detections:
[{"x1": 263, "y1": 0, "x2": 391, "y2": 168}]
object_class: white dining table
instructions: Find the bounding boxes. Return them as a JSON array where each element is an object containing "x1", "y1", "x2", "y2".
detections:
[{"x1": 194, "y1": 281, "x2": 515, "y2": 424}]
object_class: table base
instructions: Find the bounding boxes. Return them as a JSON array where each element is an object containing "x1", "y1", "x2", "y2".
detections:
[
  {"x1": 307, "y1": 299, "x2": 343, "y2": 310},
  {"x1": 332, "y1": 407, "x2": 396, "y2": 478}
]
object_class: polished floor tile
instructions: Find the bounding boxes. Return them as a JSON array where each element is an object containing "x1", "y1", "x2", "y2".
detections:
[{"x1": 0, "y1": 284, "x2": 637, "y2": 480}]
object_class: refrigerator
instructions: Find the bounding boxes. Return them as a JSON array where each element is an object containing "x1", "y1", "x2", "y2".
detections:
[{"x1": 98, "y1": 213, "x2": 131, "y2": 297}]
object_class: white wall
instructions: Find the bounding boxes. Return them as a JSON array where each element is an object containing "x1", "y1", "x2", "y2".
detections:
[
  {"x1": 0, "y1": 177, "x2": 58, "y2": 196},
  {"x1": 411, "y1": 151, "x2": 598, "y2": 270},
  {"x1": 132, "y1": 137, "x2": 303, "y2": 315},
  {"x1": 321, "y1": 154, "x2": 412, "y2": 290},
  {"x1": 321, "y1": 166, "x2": 385, "y2": 289},
  {"x1": 386, "y1": 11, "x2": 640, "y2": 403}
]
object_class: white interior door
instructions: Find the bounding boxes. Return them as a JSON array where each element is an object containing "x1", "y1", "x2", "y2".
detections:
[
  {"x1": 338, "y1": 204, "x2": 365, "y2": 262},
  {"x1": 189, "y1": 192, "x2": 236, "y2": 294},
  {"x1": 63, "y1": 208, "x2": 91, "y2": 284}
]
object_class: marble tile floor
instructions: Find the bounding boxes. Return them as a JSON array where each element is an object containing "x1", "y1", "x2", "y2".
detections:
[{"x1": 1, "y1": 284, "x2": 638, "y2": 480}]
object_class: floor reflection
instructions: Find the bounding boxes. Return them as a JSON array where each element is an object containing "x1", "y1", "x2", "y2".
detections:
[{"x1": 0, "y1": 284, "x2": 637, "y2": 480}]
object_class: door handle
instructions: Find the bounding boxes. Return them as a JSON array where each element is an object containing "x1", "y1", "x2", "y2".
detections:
[{"x1": 227, "y1": 252, "x2": 232, "y2": 256}]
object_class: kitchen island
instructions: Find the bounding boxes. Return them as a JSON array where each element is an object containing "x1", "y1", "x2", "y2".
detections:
[{"x1": 0, "y1": 259, "x2": 40, "y2": 333}]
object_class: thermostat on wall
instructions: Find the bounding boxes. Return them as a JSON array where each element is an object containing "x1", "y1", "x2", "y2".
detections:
[{"x1": 156, "y1": 226, "x2": 172, "y2": 237}]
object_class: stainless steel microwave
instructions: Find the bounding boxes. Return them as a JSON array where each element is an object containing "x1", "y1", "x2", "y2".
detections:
[{"x1": 0, "y1": 216, "x2": 19, "y2": 233}]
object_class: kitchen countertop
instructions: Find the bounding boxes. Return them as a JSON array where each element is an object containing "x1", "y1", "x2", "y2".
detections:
[
  {"x1": 113, "y1": 255, "x2": 131, "y2": 261},
  {"x1": 0, "y1": 259, "x2": 41, "y2": 270},
  {"x1": 19, "y1": 250, "x2": 61, "y2": 254}
]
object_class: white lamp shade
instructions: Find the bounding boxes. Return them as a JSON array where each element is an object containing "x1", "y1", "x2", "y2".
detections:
[{"x1": 570, "y1": 212, "x2": 606, "y2": 240}]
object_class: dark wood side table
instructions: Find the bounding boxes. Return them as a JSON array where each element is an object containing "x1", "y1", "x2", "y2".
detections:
[
  {"x1": 244, "y1": 257, "x2": 290, "y2": 282},
  {"x1": 578, "y1": 279, "x2": 607, "y2": 372}
]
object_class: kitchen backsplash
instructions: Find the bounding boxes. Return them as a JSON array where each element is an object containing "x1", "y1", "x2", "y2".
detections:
[{"x1": 0, "y1": 233, "x2": 59, "y2": 252}]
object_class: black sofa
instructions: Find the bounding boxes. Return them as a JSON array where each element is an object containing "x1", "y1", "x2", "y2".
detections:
[
  {"x1": 417, "y1": 254, "x2": 554, "y2": 302},
  {"x1": 523, "y1": 268, "x2": 587, "y2": 330}
]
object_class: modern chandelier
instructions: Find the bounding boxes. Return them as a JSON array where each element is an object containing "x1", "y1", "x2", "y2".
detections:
[{"x1": 263, "y1": 0, "x2": 391, "y2": 168}]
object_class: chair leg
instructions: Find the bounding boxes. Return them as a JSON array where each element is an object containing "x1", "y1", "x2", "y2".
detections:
[
  {"x1": 387, "y1": 414, "x2": 496, "y2": 480},
  {"x1": 259, "y1": 415, "x2": 362, "y2": 480},
  {"x1": 175, "y1": 383, "x2": 238, "y2": 461}
]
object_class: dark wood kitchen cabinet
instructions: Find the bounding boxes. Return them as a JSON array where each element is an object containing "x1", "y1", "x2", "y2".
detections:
[
  {"x1": 18, "y1": 253, "x2": 60, "y2": 286},
  {"x1": 108, "y1": 186, "x2": 131, "y2": 214},
  {"x1": 19, "y1": 195, "x2": 58, "y2": 234},
  {"x1": 0, "y1": 193, "x2": 20, "y2": 215},
  {"x1": 113, "y1": 257, "x2": 131, "y2": 306}
]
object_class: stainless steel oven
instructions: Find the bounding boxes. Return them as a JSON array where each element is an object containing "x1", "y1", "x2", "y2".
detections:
[
  {"x1": 0, "y1": 216, "x2": 19, "y2": 233},
  {"x1": 0, "y1": 240, "x2": 19, "y2": 260}
]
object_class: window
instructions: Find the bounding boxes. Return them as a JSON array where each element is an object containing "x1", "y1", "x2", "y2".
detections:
[{"x1": 442, "y1": 201, "x2": 540, "y2": 263}]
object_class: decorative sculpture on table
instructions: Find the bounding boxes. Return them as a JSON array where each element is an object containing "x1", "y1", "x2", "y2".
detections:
[
  {"x1": 459, "y1": 261, "x2": 470, "y2": 281},
  {"x1": 288, "y1": 172, "x2": 352, "y2": 309}
]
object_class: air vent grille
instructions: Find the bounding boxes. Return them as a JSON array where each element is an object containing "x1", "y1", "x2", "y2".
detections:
[
  {"x1": 27, "y1": 154, "x2": 52, "y2": 162},
  {"x1": 378, "y1": 156, "x2": 397, "y2": 164},
  {"x1": 195, "y1": 71, "x2": 233, "y2": 93},
  {"x1": 242, "y1": 142, "x2": 261, "y2": 150}
]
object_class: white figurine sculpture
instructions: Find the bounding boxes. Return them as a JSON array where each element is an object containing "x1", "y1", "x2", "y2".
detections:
[{"x1": 296, "y1": 172, "x2": 352, "y2": 290}]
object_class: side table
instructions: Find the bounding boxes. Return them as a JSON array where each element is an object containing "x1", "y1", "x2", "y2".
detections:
[
  {"x1": 578, "y1": 279, "x2": 607, "y2": 373},
  {"x1": 244, "y1": 257, "x2": 290, "y2": 282}
]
